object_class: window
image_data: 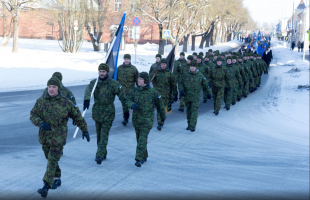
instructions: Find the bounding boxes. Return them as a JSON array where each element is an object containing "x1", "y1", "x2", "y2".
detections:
[
  {"x1": 129, "y1": 25, "x2": 134, "y2": 38},
  {"x1": 114, "y1": 0, "x2": 122, "y2": 12},
  {"x1": 130, "y1": 2, "x2": 135, "y2": 13}
]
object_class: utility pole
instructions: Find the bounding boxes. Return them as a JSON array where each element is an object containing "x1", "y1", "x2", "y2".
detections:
[{"x1": 291, "y1": 2, "x2": 294, "y2": 47}]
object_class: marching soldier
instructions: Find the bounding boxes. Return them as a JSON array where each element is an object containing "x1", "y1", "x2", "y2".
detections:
[
  {"x1": 117, "y1": 54, "x2": 139, "y2": 126},
  {"x1": 30, "y1": 77, "x2": 90, "y2": 198},
  {"x1": 197, "y1": 54, "x2": 210, "y2": 103},
  {"x1": 241, "y1": 55, "x2": 253, "y2": 98},
  {"x1": 83, "y1": 64, "x2": 128, "y2": 164},
  {"x1": 149, "y1": 54, "x2": 162, "y2": 88},
  {"x1": 126, "y1": 72, "x2": 166, "y2": 167},
  {"x1": 152, "y1": 58, "x2": 178, "y2": 130},
  {"x1": 233, "y1": 55, "x2": 247, "y2": 102}
]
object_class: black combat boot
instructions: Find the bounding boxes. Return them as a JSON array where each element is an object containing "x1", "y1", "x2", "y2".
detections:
[
  {"x1": 190, "y1": 126, "x2": 195, "y2": 132},
  {"x1": 135, "y1": 161, "x2": 142, "y2": 167},
  {"x1": 214, "y1": 111, "x2": 219, "y2": 115},
  {"x1": 226, "y1": 107, "x2": 230, "y2": 110},
  {"x1": 232, "y1": 101, "x2": 236, "y2": 105},
  {"x1": 38, "y1": 182, "x2": 50, "y2": 198},
  {"x1": 95, "y1": 156, "x2": 103, "y2": 165},
  {"x1": 178, "y1": 107, "x2": 184, "y2": 112},
  {"x1": 237, "y1": 97, "x2": 241, "y2": 101},
  {"x1": 141, "y1": 158, "x2": 147, "y2": 164},
  {"x1": 157, "y1": 124, "x2": 163, "y2": 131},
  {"x1": 122, "y1": 112, "x2": 130, "y2": 125},
  {"x1": 51, "y1": 178, "x2": 61, "y2": 189},
  {"x1": 186, "y1": 126, "x2": 190, "y2": 130},
  {"x1": 203, "y1": 98, "x2": 207, "y2": 103}
]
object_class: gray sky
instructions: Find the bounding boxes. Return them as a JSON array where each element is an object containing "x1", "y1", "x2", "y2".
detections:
[{"x1": 243, "y1": 0, "x2": 306, "y2": 24}]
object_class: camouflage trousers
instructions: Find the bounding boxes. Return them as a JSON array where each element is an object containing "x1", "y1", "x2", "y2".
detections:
[
  {"x1": 95, "y1": 121, "x2": 113, "y2": 158},
  {"x1": 257, "y1": 74, "x2": 262, "y2": 85},
  {"x1": 224, "y1": 86, "x2": 234, "y2": 107},
  {"x1": 243, "y1": 79, "x2": 250, "y2": 96},
  {"x1": 185, "y1": 101, "x2": 199, "y2": 128},
  {"x1": 135, "y1": 127, "x2": 150, "y2": 161},
  {"x1": 42, "y1": 144, "x2": 63, "y2": 187},
  {"x1": 212, "y1": 87, "x2": 224, "y2": 112},
  {"x1": 157, "y1": 98, "x2": 169, "y2": 125},
  {"x1": 232, "y1": 83, "x2": 240, "y2": 103},
  {"x1": 122, "y1": 88, "x2": 131, "y2": 120},
  {"x1": 238, "y1": 83, "x2": 243, "y2": 98}
]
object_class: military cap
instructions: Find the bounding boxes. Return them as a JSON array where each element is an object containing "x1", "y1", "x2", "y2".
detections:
[
  {"x1": 216, "y1": 57, "x2": 223, "y2": 61},
  {"x1": 47, "y1": 77, "x2": 61, "y2": 87},
  {"x1": 155, "y1": 54, "x2": 162, "y2": 58},
  {"x1": 220, "y1": 52, "x2": 225, "y2": 56},
  {"x1": 180, "y1": 52, "x2": 185, "y2": 56},
  {"x1": 52, "y1": 72, "x2": 62, "y2": 82},
  {"x1": 226, "y1": 56, "x2": 232, "y2": 60},
  {"x1": 199, "y1": 52, "x2": 204, "y2": 56},
  {"x1": 208, "y1": 49, "x2": 213, "y2": 52},
  {"x1": 124, "y1": 54, "x2": 131, "y2": 59},
  {"x1": 193, "y1": 52, "x2": 198, "y2": 56},
  {"x1": 160, "y1": 58, "x2": 167, "y2": 64},
  {"x1": 190, "y1": 60, "x2": 198, "y2": 67},
  {"x1": 139, "y1": 72, "x2": 150, "y2": 83},
  {"x1": 187, "y1": 55, "x2": 194, "y2": 61},
  {"x1": 204, "y1": 55, "x2": 210, "y2": 58},
  {"x1": 98, "y1": 63, "x2": 110, "y2": 72},
  {"x1": 197, "y1": 55, "x2": 203, "y2": 59},
  {"x1": 232, "y1": 55, "x2": 237, "y2": 59},
  {"x1": 238, "y1": 55, "x2": 243, "y2": 59}
]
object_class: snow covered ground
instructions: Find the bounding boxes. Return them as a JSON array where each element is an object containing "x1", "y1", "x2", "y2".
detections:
[
  {"x1": 0, "y1": 38, "x2": 309, "y2": 199},
  {"x1": 0, "y1": 37, "x2": 243, "y2": 92}
]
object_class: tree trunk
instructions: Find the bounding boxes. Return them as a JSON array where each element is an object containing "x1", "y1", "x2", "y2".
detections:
[
  {"x1": 205, "y1": 29, "x2": 212, "y2": 47},
  {"x1": 174, "y1": 42, "x2": 179, "y2": 55},
  {"x1": 199, "y1": 32, "x2": 206, "y2": 49},
  {"x1": 214, "y1": 29, "x2": 219, "y2": 45},
  {"x1": 221, "y1": 27, "x2": 225, "y2": 43},
  {"x1": 182, "y1": 34, "x2": 189, "y2": 52},
  {"x1": 210, "y1": 30, "x2": 214, "y2": 46},
  {"x1": 227, "y1": 32, "x2": 232, "y2": 42},
  {"x1": 1, "y1": 18, "x2": 13, "y2": 47},
  {"x1": 12, "y1": 3, "x2": 21, "y2": 53},
  {"x1": 158, "y1": 24, "x2": 165, "y2": 55},
  {"x1": 191, "y1": 35, "x2": 195, "y2": 51},
  {"x1": 2, "y1": 5, "x2": 7, "y2": 38}
]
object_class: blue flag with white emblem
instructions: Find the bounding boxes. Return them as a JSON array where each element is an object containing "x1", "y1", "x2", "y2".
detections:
[{"x1": 105, "y1": 12, "x2": 126, "y2": 80}]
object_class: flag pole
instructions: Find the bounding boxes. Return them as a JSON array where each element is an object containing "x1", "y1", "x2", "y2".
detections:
[{"x1": 73, "y1": 12, "x2": 126, "y2": 138}]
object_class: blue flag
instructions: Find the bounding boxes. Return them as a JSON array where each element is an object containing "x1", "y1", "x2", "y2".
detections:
[
  {"x1": 105, "y1": 12, "x2": 126, "y2": 80},
  {"x1": 257, "y1": 31, "x2": 261, "y2": 41}
]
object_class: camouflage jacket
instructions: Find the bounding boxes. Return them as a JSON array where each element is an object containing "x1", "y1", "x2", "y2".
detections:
[
  {"x1": 234, "y1": 63, "x2": 247, "y2": 82},
  {"x1": 149, "y1": 62, "x2": 161, "y2": 81},
  {"x1": 253, "y1": 60, "x2": 263, "y2": 75},
  {"x1": 42, "y1": 83, "x2": 76, "y2": 106},
  {"x1": 178, "y1": 70, "x2": 211, "y2": 102},
  {"x1": 30, "y1": 91, "x2": 88, "y2": 146},
  {"x1": 173, "y1": 58, "x2": 189, "y2": 83},
  {"x1": 248, "y1": 59, "x2": 258, "y2": 77},
  {"x1": 116, "y1": 62, "x2": 139, "y2": 95},
  {"x1": 224, "y1": 64, "x2": 242, "y2": 87},
  {"x1": 209, "y1": 65, "x2": 232, "y2": 88},
  {"x1": 197, "y1": 62, "x2": 209, "y2": 81},
  {"x1": 126, "y1": 84, "x2": 166, "y2": 129},
  {"x1": 240, "y1": 61, "x2": 253, "y2": 80},
  {"x1": 258, "y1": 59, "x2": 268, "y2": 73},
  {"x1": 152, "y1": 68, "x2": 178, "y2": 99},
  {"x1": 205, "y1": 60, "x2": 216, "y2": 70},
  {"x1": 84, "y1": 76, "x2": 127, "y2": 123}
]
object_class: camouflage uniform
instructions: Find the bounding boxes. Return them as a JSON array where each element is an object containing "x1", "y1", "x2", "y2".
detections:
[
  {"x1": 248, "y1": 58, "x2": 258, "y2": 89},
  {"x1": 241, "y1": 59, "x2": 253, "y2": 96},
  {"x1": 117, "y1": 62, "x2": 139, "y2": 119},
  {"x1": 152, "y1": 67, "x2": 178, "y2": 125},
  {"x1": 149, "y1": 61, "x2": 161, "y2": 88},
  {"x1": 197, "y1": 59, "x2": 210, "y2": 101},
  {"x1": 173, "y1": 57, "x2": 188, "y2": 110},
  {"x1": 178, "y1": 67, "x2": 211, "y2": 128},
  {"x1": 224, "y1": 62, "x2": 242, "y2": 107},
  {"x1": 209, "y1": 60, "x2": 232, "y2": 112},
  {"x1": 234, "y1": 61, "x2": 247, "y2": 99},
  {"x1": 30, "y1": 90, "x2": 88, "y2": 188},
  {"x1": 126, "y1": 80, "x2": 166, "y2": 162},
  {"x1": 84, "y1": 76, "x2": 127, "y2": 159}
]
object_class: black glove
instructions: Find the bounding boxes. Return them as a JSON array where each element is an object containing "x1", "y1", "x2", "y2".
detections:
[
  {"x1": 180, "y1": 91, "x2": 185, "y2": 97},
  {"x1": 72, "y1": 120, "x2": 77, "y2": 126},
  {"x1": 40, "y1": 122, "x2": 51, "y2": 131},
  {"x1": 207, "y1": 94, "x2": 211, "y2": 100},
  {"x1": 174, "y1": 95, "x2": 178, "y2": 102},
  {"x1": 228, "y1": 87, "x2": 231, "y2": 91},
  {"x1": 83, "y1": 100, "x2": 90, "y2": 111},
  {"x1": 131, "y1": 103, "x2": 139, "y2": 111},
  {"x1": 82, "y1": 132, "x2": 90, "y2": 142}
]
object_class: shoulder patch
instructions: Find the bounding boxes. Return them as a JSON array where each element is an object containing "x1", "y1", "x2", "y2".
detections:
[
  {"x1": 158, "y1": 95, "x2": 161, "y2": 98},
  {"x1": 204, "y1": 77, "x2": 206, "y2": 80},
  {"x1": 119, "y1": 85, "x2": 122, "y2": 89}
]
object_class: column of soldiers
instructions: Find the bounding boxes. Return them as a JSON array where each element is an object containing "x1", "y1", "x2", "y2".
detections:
[{"x1": 30, "y1": 44, "x2": 270, "y2": 197}]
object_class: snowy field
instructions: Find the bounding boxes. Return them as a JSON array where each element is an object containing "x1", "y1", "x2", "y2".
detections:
[
  {"x1": 0, "y1": 38, "x2": 309, "y2": 199},
  {"x1": 0, "y1": 37, "x2": 243, "y2": 92}
]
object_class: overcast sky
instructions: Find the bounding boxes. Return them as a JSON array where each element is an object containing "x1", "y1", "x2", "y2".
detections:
[{"x1": 243, "y1": 0, "x2": 306, "y2": 25}]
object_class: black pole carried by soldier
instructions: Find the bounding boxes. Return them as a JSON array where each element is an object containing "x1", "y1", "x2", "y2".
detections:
[
  {"x1": 83, "y1": 64, "x2": 128, "y2": 165},
  {"x1": 126, "y1": 72, "x2": 166, "y2": 167},
  {"x1": 116, "y1": 54, "x2": 139, "y2": 126},
  {"x1": 30, "y1": 77, "x2": 90, "y2": 198},
  {"x1": 151, "y1": 58, "x2": 178, "y2": 130}
]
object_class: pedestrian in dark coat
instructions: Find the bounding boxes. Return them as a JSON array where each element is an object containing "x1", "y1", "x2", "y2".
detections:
[
  {"x1": 262, "y1": 49, "x2": 270, "y2": 68},
  {"x1": 291, "y1": 41, "x2": 295, "y2": 50},
  {"x1": 301, "y1": 42, "x2": 304, "y2": 52}
]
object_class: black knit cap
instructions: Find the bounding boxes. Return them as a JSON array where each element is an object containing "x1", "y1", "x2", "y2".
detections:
[
  {"x1": 47, "y1": 77, "x2": 61, "y2": 87},
  {"x1": 98, "y1": 63, "x2": 110, "y2": 72},
  {"x1": 52, "y1": 72, "x2": 62, "y2": 82},
  {"x1": 139, "y1": 72, "x2": 150, "y2": 83}
]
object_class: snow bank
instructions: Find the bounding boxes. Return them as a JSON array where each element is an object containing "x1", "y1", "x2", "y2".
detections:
[{"x1": 0, "y1": 38, "x2": 243, "y2": 92}]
